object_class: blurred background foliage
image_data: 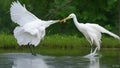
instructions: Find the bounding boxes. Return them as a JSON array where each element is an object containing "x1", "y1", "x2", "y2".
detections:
[{"x1": 0, "y1": 0, "x2": 119, "y2": 36}]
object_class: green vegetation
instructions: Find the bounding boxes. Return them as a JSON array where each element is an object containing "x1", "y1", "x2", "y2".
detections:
[
  {"x1": 0, "y1": 0, "x2": 119, "y2": 35},
  {"x1": 0, "y1": 34, "x2": 119, "y2": 49},
  {"x1": 0, "y1": 34, "x2": 18, "y2": 48},
  {"x1": 0, "y1": 47, "x2": 120, "y2": 56},
  {"x1": 0, "y1": 0, "x2": 119, "y2": 50}
]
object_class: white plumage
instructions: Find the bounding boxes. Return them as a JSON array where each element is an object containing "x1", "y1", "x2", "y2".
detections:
[
  {"x1": 10, "y1": 1, "x2": 59, "y2": 46},
  {"x1": 61, "y1": 13, "x2": 120, "y2": 55}
]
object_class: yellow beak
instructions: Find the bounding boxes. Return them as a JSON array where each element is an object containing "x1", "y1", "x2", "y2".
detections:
[{"x1": 59, "y1": 16, "x2": 71, "y2": 23}]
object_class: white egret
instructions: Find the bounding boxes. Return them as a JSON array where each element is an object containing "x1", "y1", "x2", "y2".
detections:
[
  {"x1": 10, "y1": 1, "x2": 61, "y2": 55},
  {"x1": 60, "y1": 13, "x2": 120, "y2": 56}
]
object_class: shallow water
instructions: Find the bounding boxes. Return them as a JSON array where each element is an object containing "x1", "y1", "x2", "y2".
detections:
[{"x1": 0, "y1": 52, "x2": 120, "y2": 68}]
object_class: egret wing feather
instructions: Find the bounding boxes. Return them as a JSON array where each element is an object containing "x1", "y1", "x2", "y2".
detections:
[
  {"x1": 86, "y1": 23, "x2": 120, "y2": 40},
  {"x1": 14, "y1": 26, "x2": 42, "y2": 46},
  {"x1": 10, "y1": 1, "x2": 40, "y2": 26},
  {"x1": 84, "y1": 27, "x2": 101, "y2": 50},
  {"x1": 87, "y1": 31, "x2": 101, "y2": 50}
]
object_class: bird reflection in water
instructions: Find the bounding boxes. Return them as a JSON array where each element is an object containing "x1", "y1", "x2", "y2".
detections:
[
  {"x1": 84, "y1": 54, "x2": 101, "y2": 68},
  {"x1": 12, "y1": 57, "x2": 48, "y2": 68}
]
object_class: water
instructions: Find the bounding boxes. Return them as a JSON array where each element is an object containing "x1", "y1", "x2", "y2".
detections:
[{"x1": 0, "y1": 52, "x2": 120, "y2": 68}]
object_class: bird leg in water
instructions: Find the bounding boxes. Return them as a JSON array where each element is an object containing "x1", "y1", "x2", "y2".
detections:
[
  {"x1": 90, "y1": 47, "x2": 93, "y2": 54},
  {"x1": 93, "y1": 47, "x2": 98, "y2": 54},
  {"x1": 28, "y1": 43, "x2": 36, "y2": 56},
  {"x1": 90, "y1": 45, "x2": 94, "y2": 53},
  {"x1": 84, "y1": 47, "x2": 98, "y2": 58}
]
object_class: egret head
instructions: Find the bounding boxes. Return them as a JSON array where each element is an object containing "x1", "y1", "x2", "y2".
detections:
[
  {"x1": 59, "y1": 13, "x2": 75, "y2": 22},
  {"x1": 68, "y1": 13, "x2": 76, "y2": 18},
  {"x1": 64, "y1": 13, "x2": 75, "y2": 20}
]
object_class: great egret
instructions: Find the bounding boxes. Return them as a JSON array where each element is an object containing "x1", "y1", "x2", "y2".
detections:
[
  {"x1": 10, "y1": 1, "x2": 61, "y2": 55},
  {"x1": 60, "y1": 13, "x2": 120, "y2": 56}
]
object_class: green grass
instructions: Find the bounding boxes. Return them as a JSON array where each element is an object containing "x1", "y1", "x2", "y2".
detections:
[
  {"x1": 40, "y1": 34, "x2": 89, "y2": 48},
  {"x1": 0, "y1": 34, "x2": 18, "y2": 48},
  {"x1": 0, "y1": 34, "x2": 120, "y2": 49}
]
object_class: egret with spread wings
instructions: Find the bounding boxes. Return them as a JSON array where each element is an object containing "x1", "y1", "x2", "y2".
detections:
[{"x1": 10, "y1": 1, "x2": 60, "y2": 56}]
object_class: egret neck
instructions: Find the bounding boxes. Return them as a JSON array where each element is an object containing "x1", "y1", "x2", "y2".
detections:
[
  {"x1": 43, "y1": 20, "x2": 58, "y2": 28},
  {"x1": 72, "y1": 15, "x2": 80, "y2": 28}
]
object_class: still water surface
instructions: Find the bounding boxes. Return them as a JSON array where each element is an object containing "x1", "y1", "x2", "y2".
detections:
[{"x1": 0, "y1": 52, "x2": 119, "y2": 68}]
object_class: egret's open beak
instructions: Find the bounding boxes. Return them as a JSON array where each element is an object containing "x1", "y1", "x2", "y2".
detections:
[{"x1": 59, "y1": 16, "x2": 71, "y2": 23}]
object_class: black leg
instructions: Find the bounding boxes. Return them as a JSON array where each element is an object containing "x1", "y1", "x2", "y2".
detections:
[
  {"x1": 28, "y1": 44, "x2": 36, "y2": 56},
  {"x1": 32, "y1": 45, "x2": 36, "y2": 56},
  {"x1": 90, "y1": 45, "x2": 94, "y2": 53}
]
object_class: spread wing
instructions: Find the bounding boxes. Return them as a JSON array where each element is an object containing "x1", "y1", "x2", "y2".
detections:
[{"x1": 10, "y1": 1, "x2": 40, "y2": 26}]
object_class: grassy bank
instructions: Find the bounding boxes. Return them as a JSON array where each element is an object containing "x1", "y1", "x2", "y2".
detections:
[
  {"x1": 0, "y1": 34, "x2": 120, "y2": 49},
  {"x1": 0, "y1": 47, "x2": 119, "y2": 56}
]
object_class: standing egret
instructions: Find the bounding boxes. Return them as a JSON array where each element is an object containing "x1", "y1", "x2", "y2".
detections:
[
  {"x1": 10, "y1": 1, "x2": 61, "y2": 56},
  {"x1": 60, "y1": 13, "x2": 120, "y2": 56}
]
